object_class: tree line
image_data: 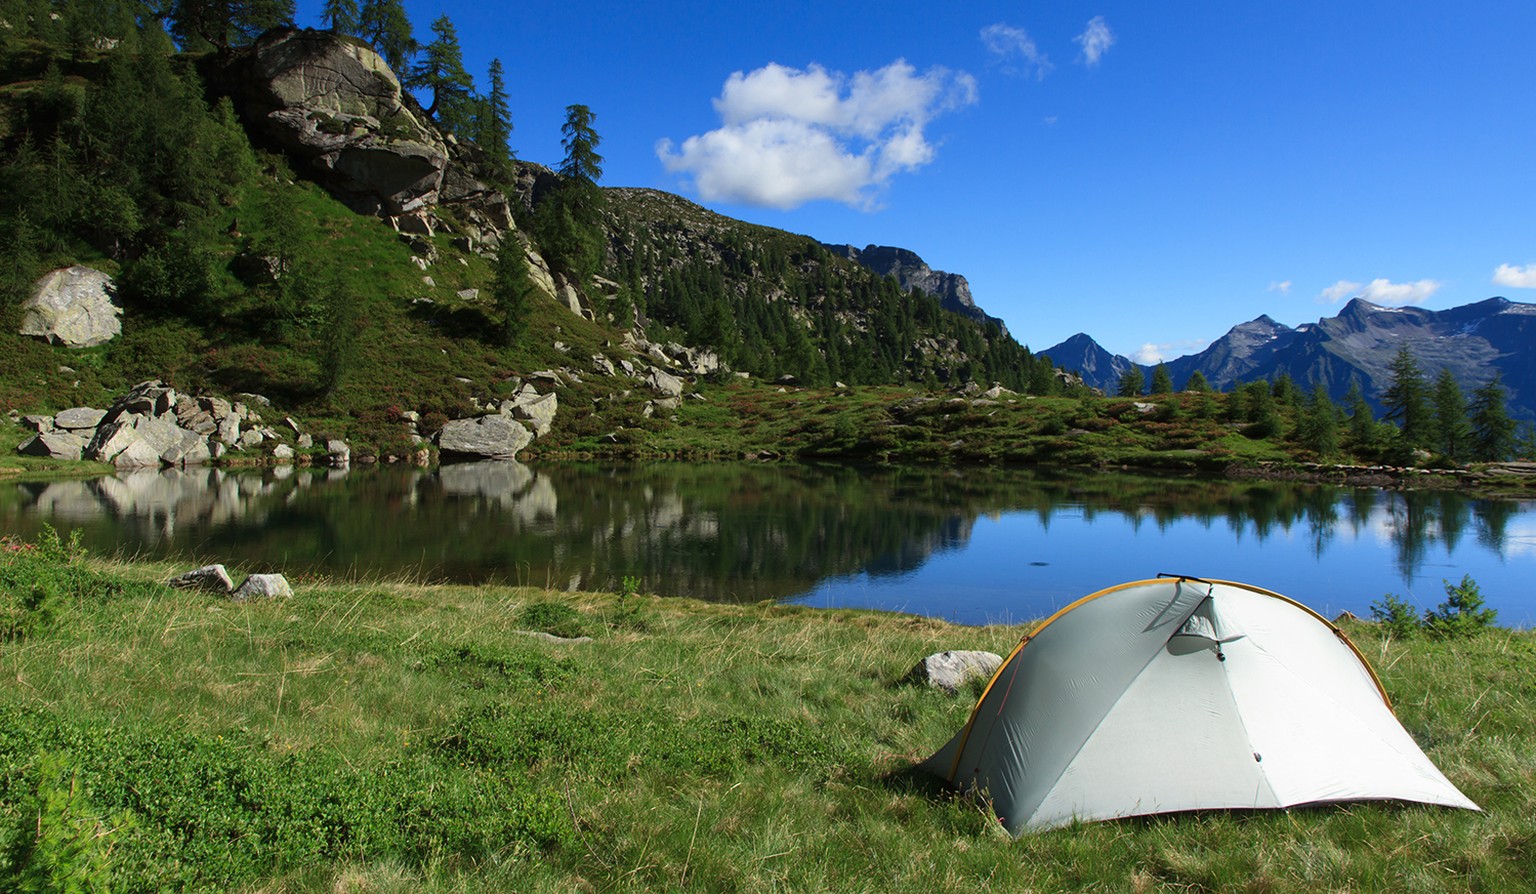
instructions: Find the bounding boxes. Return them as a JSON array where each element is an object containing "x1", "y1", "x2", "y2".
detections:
[{"x1": 1115, "y1": 348, "x2": 1528, "y2": 464}]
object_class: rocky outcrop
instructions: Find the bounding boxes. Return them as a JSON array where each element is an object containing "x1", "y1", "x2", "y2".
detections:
[
  {"x1": 16, "y1": 381, "x2": 342, "y2": 469},
  {"x1": 19, "y1": 266, "x2": 122, "y2": 348},
  {"x1": 824, "y1": 244, "x2": 1009, "y2": 337}
]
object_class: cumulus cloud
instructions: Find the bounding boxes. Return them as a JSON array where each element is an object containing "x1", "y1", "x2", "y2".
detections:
[
  {"x1": 1317, "y1": 278, "x2": 1442, "y2": 305},
  {"x1": 1493, "y1": 263, "x2": 1536, "y2": 288},
  {"x1": 1130, "y1": 339, "x2": 1207, "y2": 365},
  {"x1": 1075, "y1": 16, "x2": 1115, "y2": 67},
  {"x1": 1268, "y1": 280, "x2": 1292, "y2": 295},
  {"x1": 657, "y1": 60, "x2": 977, "y2": 210},
  {"x1": 981, "y1": 23, "x2": 1054, "y2": 80}
]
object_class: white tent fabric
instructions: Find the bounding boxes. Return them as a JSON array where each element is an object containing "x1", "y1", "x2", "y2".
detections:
[{"x1": 923, "y1": 577, "x2": 1479, "y2": 834}]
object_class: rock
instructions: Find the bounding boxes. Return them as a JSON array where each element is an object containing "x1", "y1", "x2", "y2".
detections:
[
  {"x1": 168, "y1": 564, "x2": 235, "y2": 593},
  {"x1": 456, "y1": 288, "x2": 479, "y2": 301},
  {"x1": 216, "y1": 414, "x2": 241, "y2": 446},
  {"x1": 907, "y1": 650, "x2": 1004, "y2": 694},
  {"x1": 233, "y1": 573, "x2": 293, "y2": 600},
  {"x1": 53, "y1": 407, "x2": 105, "y2": 430},
  {"x1": 239, "y1": 28, "x2": 449, "y2": 217},
  {"x1": 113, "y1": 437, "x2": 164, "y2": 469},
  {"x1": 238, "y1": 429, "x2": 265, "y2": 449},
  {"x1": 85, "y1": 422, "x2": 140, "y2": 463},
  {"x1": 20, "y1": 414, "x2": 54, "y2": 433},
  {"x1": 297, "y1": 433, "x2": 313, "y2": 449},
  {"x1": 16, "y1": 431, "x2": 88, "y2": 460},
  {"x1": 645, "y1": 368, "x2": 685, "y2": 397},
  {"x1": 438, "y1": 415, "x2": 534, "y2": 460},
  {"x1": 326, "y1": 439, "x2": 351, "y2": 465},
  {"x1": 161, "y1": 436, "x2": 212, "y2": 467},
  {"x1": 18, "y1": 266, "x2": 121, "y2": 347},
  {"x1": 272, "y1": 444, "x2": 295, "y2": 461},
  {"x1": 509, "y1": 391, "x2": 558, "y2": 437}
]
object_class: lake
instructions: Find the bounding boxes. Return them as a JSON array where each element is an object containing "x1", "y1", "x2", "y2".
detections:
[{"x1": 3, "y1": 461, "x2": 1533, "y2": 626}]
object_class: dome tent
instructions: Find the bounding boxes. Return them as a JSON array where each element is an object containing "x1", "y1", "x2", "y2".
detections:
[{"x1": 922, "y1": 576, "x2": 1479, "y2": 835}]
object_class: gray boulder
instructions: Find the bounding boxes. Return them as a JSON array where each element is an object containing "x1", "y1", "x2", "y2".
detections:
[
  {"x1": 19, "y1": 266, "x2": 121, "y2": 348},
  {"x1": 53, "y1": 407, "x2": 106, "y2": 430},
  {"x1": 507, "y1": 389, "x2": 558, "y2": 437},
  {"x1": 16, "y1": 431, "x2": 88, "y2": 460},
  {"x1": 233, "y1": 573, "x2": 293, "y2": 600},
  {"x1": 438, "y1": 415, "x2": 533, "y2": 460},
  {"x1": 113, "y1": 437, "x2": 164, "y2": 469},
  {"x1": 168, "y1": 564, "x2": 235, "y2": 593},
  {"x1": 645, "y1": 368, "x2": 686, "y2": 397},
  {"x1": 908, "y1": 650, "x2": 1004, "y2": 694}
]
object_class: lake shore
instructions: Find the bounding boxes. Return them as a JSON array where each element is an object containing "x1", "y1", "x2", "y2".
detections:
[{"x1": 1, "y1": 541, "x2": 1530, "y2": 892}]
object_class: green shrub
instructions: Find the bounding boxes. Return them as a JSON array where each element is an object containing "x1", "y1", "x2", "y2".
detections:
[
  {"x1": 1, "y1": 753, "x2": 132, "y2": 894},
  {"x1": 1369, "y1": 593, "x2": 1422, "y2": 640},
  {"x1": 1423, "y1": 575, "x2": 1497, "y2": 639},
  {"x1": 517, "y1": 601, "x2": 588, "y2": 639}
]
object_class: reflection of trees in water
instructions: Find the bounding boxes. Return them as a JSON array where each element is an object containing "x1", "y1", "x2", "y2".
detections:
[{"x1": 3, "y1": 463, "x2": 1529, "y2": 602}]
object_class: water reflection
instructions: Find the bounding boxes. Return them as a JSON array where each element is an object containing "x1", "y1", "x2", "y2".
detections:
[{"x1": 3, "y1": 463, "x2": 1533, "y2": 623}]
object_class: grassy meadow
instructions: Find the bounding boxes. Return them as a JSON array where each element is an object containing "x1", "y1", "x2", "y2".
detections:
[{"x1": 0, "y1": 528, "x2": 1532, "y2": 892}]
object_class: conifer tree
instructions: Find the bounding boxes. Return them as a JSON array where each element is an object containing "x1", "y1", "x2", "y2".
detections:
[
  {"x1": 168, "y1": 0, "x2": 294, "y2": 50},
  {"x1": 1468, "y1": 375, "x2": 1517, "y2": 462},
  {"x1": 321, "y1": 0, "x2": 360, "y2": 34},
  {"x1": 1116, "y1": 366, "x2": 1145, "y2": 397},
  {"x1": 358, "y1": 0, "x2": 414, "y2": 71},
  {"x1": 474, "y1": 58, "x2": 513, "y2": 170},
  {"x1": 1184, "y1": 370, "x2": 1210, "y2": 392},
  {"x1": 409, "y1": 15, "x2": 474, "y2": 134},
  {"x1": 1344, "y1": 378, "x2": 1376, "y2": 450},
  {"x1": 1432, "y1": 368, "x2": 1470, "y2": 461},
  {"x1": 491, "y1": 240, "x2": 535, "y2": 347},
  {"x1": 1382, "y1": 346, "x2": 1432, "y2": 447},
  {"x1": 1297, "y1": 381, "x2": 1340, "y2": 457},
  {"x1": 1150, "y1": 363, "x2": 1173, "y2": 394}
]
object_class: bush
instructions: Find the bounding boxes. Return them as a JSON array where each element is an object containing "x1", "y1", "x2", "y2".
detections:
[
  {"x1": 1424, "y1": 575, "x2": 1497, "y2": 639},
  {"x1": 1369, "y1": 593, "x2": 1421, "y2": 640},
  {"x1": 517, "y1": 601, "x2": 588, "y2": 639}
]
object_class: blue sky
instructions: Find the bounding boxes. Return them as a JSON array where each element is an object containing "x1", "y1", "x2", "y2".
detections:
[{"x1": 295, "y1": 1, "x2": 1536, "y2": 362}]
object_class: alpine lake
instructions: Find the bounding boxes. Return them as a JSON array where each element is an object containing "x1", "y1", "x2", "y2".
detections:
[{"x1": 4, "y1": 461, "x2": 1534, "y2": 627}]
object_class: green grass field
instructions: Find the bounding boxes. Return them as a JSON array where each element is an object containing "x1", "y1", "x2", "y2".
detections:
[{"x1": 0, "y1": 528, "x2": 1530, "y2": 892}]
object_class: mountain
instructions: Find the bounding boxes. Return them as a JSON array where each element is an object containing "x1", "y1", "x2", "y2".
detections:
[
  {"x1": 821, "y1": 244, "x2": 1009, "y2": 337},
  {"x1": 1037, "y1": 334, "x2": 1138, "y2": 393},
  {"x1": 1049, "y1": 298, "x2": 1536, "y2": 420}
]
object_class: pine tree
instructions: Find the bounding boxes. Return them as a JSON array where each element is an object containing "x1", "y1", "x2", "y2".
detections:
[
  {"x1": 1297, "y1": 381, "x2": 1340, "y2": 457},
  {"x1": 1116, "y1": 366, "x2": 1145, "y2": 397},
  {"x1": 474, "y1": 58, "x2": 513, "y2": 170},
  {"x1": 559, "y1": 103, "x2": 603, "y2": 186},
  {"x1": 321, "y1": 0, "x2": 360, "y2": 34},
  {"x1": 358, "y1": 0, "x2": 414, "y2": 71},
  {"x1": 168, "y1": 0, "x2": 294, "y2": 50},
  {"x1": 1344, "y1": 378, "x2": 1376, "y2": 451},
  {"x1": 492, "y1": 240, "x2": 535, "y2": 347},
  {"x1": 1185, "y1": 370, "x2": 1210, "y2": 392},
  {"x1": 408, "y1": 15, "x2": 474, "y2": 134},
  {"x1": 1381, "y1": 346, "x2": 1432, "y2": 448},
  {"x1": 1149, "y1": 363, "x2": 1173, "y2": 395},
  {"x1": 1431, "y1": 368, "x2": 1470, "y2": 461},
  {"x1": 1468, "y1": 375, "x2": 1517, "y2": 462}
]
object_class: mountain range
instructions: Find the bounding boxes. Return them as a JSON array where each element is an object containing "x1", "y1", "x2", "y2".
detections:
[{"x1": 1040, "y1": 298, "x2": 1536, "y2": 420}]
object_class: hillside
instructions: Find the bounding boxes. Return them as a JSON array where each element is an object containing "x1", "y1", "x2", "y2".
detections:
[{"x1": 0, "y1": 24, "x2": 1064, "y2": 464}]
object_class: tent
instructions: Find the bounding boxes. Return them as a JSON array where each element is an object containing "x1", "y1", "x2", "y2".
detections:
[{"x1": 922, "y1": 576, "x2": 1479, "y2": 834}]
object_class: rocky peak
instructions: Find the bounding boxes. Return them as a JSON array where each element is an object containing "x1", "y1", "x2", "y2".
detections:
[{"x1": 823, "y1": 243, "x2": 1009, "y2": 337}]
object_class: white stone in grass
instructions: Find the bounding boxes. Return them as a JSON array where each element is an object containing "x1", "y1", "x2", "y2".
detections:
[
  {"x1": 233, "y1": 573, "x2": 293, "y2": 600},
  {"x1": 168, "y1": 564, "x2": 235, "y2": 593},
  {"x1": 908, "y1": 650, "x2": 1004, "y2": 694}
]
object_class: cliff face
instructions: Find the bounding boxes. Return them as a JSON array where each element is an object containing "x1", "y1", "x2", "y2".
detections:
[{"x1": 824, "y1": 244, "x2": 1010, "y2": 337}]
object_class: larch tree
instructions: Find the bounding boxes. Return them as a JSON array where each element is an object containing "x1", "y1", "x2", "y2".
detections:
[
  {"x1": 1432, "y1": 368, "x2": 1470, "y2": 461},
  {"x1": 409, "y1": 14, "x2": 474, "y2": 135},
  {"x1": 1381, "y1": 346, "x2": 1432, "y2": 448},
  {"x1": 321, "y1": 0, "x2": 359, "y2": 34},
  {"x1": 474, "y1": 58, "x2": 513, "y2": 170},
  {"x1": 1149, "y1": 363, "x2": 1174, "y2": 395},
  {"x1": 168, "y1": 0, "x2": 294, "y2": 50},
  {"x1": 1468, "y1": 375, "x2": 1517, "y2": 461},
  {"x1": 358, "y1": 0, "x2": 414, "y2": 72}
]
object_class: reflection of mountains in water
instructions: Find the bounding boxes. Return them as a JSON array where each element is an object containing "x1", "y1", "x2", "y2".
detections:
[{"x1": 3, "y1": 463, "x2": 1526, "y2": 602}]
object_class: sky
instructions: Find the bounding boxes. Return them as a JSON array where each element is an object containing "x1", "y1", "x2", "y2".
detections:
[{"x1": 294, "y1": 1, "x2": 1536, "y2": 363}]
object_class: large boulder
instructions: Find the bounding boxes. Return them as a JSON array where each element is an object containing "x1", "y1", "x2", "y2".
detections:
[
  {"x1": 16, "y1": 431, "x2": 88, "y2": 461},
  {"x1": 239, "y1": 28, "x2": 449, "y2": 216},
  {"x1": 438, "y1": 415, "x2": 534, "y2": 460},
  {"x1": 19, "y1": 266, "x2": 121, "y2": 348}
]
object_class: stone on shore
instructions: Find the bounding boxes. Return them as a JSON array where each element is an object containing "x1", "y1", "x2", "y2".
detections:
[
  {"x1": 233, "y1": 573, "x2": 293, "y2": 600},
  {"x1": 907, "y1": 650, "x2": 1004, "y2": 694}
]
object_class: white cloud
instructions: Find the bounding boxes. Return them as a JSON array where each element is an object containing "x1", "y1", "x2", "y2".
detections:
[
  {"x1": 1268, "y1": 280, "x2": 1292, "y2": 295},
  {"x1": 981, "y1": 23, "x2": 1054, "y2": 80},
  {"x1": 657, "y1": 60, "x2": 977, "y2": 210},
  {"x1": 1493, "y1": 263, "x2": 1536, "y2": 289},
  {"x1": 1075, "y1": 16, "x2": 1115, "y2": 67},
  {"x1": 1316, "y1": 278, "x2": 1442, "y2": 306},
  {"x1": 1130, "y1": 339, "x2": 1208, "y2": 365}
]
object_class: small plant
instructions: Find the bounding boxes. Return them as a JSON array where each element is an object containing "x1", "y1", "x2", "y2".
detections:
[
  {"x1": 610, "y1": 575, "x2": 650, "y2": 631},
  {"x1": 1369, "y1": 593, "x2": 1421, "y2": 640},
  {"x1": 517, "y1": 601, "x2": 587, "y2": 639},
  {"x1": 1423, "y1": 575, "x2": 1497, "y2": 639},
  {"x1": 1, "y1": 754, "x2": 131, "y2": 894}
]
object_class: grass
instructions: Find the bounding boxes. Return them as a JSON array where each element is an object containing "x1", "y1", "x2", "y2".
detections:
[{"x1": 0, "y1": 529, "x2": 1531, "y2": 891}]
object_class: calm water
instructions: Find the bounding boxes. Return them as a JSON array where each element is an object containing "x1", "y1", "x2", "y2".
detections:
[{"x1": 3, "y1": 462, "x2": 1533, "y2": 626}]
